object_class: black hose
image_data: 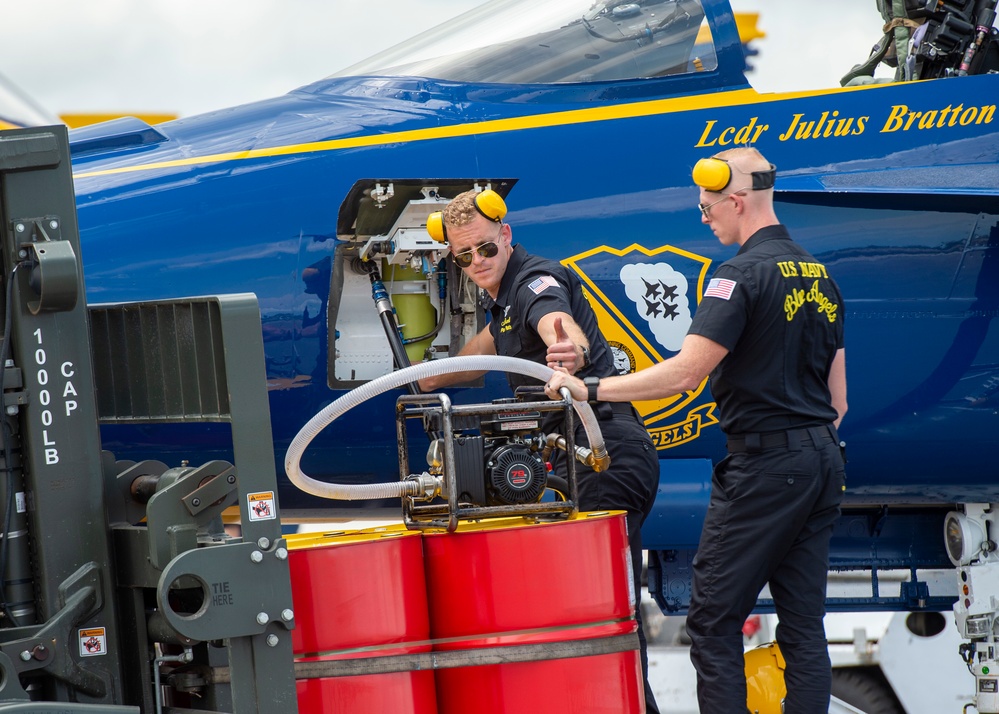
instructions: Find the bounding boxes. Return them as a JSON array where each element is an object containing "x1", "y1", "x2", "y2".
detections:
[
  {"x1": 0, "y1": 263, "x2": 25, "y2": 626},
  {"x1": 367, "y1": 266, "x2": 421, "y2": 395}
]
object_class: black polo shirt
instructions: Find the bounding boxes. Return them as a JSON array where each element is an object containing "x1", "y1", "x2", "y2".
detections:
[
  {"x1": 484, "y1": 244, "x2": 615, "y2": 390},
  {"x1": 688, "y1": 224, "x2": 844, "y2": 434}
]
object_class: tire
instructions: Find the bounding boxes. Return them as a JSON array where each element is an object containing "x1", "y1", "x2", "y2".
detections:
[{"x1": 831, "y1": 669, "x2": 904, "y2": 714}]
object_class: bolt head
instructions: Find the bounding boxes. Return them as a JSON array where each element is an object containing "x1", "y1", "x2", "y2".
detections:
[
  {"x1": 266, "y1": 634, "x2": 279, "y2": 647},
  {"x1": 256, "y1": 612, "x2": 269, "y2": 625},
  {"x1": 250, "y1": 550, "x2": 263, "y2": 563}
]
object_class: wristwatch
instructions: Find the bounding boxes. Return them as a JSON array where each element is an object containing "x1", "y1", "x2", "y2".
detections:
[
  {"x1": 583, "y1": 376, "x2": 600, "y2": 403},
  {"x1": 579, "y1": 344, "x2": 591, "y2": 369}
]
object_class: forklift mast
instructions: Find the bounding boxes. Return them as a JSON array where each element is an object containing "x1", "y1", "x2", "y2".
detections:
[{"x1": 0, "y1": 125, "x2": 297, "y2": 712}]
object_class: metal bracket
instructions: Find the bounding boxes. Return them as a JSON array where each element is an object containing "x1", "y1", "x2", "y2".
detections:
[
  {"x1": 156, "y1": 540, "x2": 294, "y2": 642},
  {"x1": 0, "y1": 563, "x2": 109, "y2": 698},
  {"x1": 12, "y1": 217, "x2": 79, "y2": 314},
  {"x1": 145, "y1": 461, "x2": 238, "y2": 571}
]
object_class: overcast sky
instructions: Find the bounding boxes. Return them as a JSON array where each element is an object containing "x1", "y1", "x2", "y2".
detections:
[{"x1": 1, "y1": 0, "x2": 886, "y2": 121}]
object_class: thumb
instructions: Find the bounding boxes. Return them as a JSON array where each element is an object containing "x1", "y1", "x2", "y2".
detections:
[{"x1": 554, "y1": 317, "x2": 570, "y2": 342}]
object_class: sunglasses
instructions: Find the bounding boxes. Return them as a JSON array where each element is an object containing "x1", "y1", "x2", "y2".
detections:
[{"x1": 452, "y1": 240, "x2": 500, "y2": 268}]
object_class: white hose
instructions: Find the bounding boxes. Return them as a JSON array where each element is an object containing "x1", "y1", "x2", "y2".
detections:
[{"x1": 284, "y1": 355, "x2": 605, "y2": 501}]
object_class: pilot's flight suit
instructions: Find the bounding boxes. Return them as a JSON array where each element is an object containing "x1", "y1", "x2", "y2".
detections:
[{"x1": 684, "y1": 224, "x2": 846, "y2": 714}]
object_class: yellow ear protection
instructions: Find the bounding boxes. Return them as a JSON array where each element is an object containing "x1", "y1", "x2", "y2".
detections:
[
  {"x1": 426, "y1": 189, "x2": 508, "y2": 243},
  {"x1": 692, "y1": 157, "x2": 777, "y2": 193}
]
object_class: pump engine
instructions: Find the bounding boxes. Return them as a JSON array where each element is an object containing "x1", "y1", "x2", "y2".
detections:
[{"x1": 425, "y1": 398, "x2": 551, "y2": 508}]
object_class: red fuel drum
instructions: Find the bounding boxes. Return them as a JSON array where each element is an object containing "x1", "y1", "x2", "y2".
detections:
[
  {"x1": 287, "y1": 529, "x2": 437, "y2": 714},
  {"x1": 423, "y1": 512, "x2": 643, "y2": 714}
]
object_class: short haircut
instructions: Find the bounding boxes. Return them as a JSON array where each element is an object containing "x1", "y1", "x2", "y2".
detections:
[{"x1": 442, "y1": 190, "x2": 482, "y2": 228}]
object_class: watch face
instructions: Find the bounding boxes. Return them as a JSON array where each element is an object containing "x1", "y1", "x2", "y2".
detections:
[{"x1": 608, "y1": 341, "x2": 636, "y2": 375}]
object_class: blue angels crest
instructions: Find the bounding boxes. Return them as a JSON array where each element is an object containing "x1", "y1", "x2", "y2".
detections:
[{"x1": 562, "y1": 243, "x2": 719, "y2": 449}]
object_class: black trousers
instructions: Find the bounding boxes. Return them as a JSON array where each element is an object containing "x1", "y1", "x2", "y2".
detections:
[
  {"x1": 557, "y1": 402, "x2": 661, "y2": 714},
  {"x1": 686, "y1": 425, "x2": 845, "y2": 714}
]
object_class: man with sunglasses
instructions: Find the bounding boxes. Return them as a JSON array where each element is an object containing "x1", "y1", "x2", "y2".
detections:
[
  {"x1": 420, "y1": 188, "x2": 662, "y2": 714},
  {"x1": 546, "y1": 148, "x2": 847, "y2": 714}
]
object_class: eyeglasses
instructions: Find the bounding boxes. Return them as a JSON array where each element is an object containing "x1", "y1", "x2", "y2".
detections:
[
  {"x1": 697, "y1": 194, "x2": 733, "y2": 219},
  {"x1": 697, "y1": 187, "x2": 749, "y2": 218}
]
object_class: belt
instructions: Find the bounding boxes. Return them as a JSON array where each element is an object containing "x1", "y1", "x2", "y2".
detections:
[
  {"x1": 726, "y1": 425, "x2": 836, "y2": 453},
  {"x1": 593, "y1": 401, "x2": 637, "y2": 421}
]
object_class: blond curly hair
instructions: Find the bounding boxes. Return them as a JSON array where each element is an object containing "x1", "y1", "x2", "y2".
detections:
[{"x1": 442, "y1": 190, "x2": 487, "y2": 229}]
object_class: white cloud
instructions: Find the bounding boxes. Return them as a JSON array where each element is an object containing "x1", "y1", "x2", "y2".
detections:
[{"x1": 0, "y1": 0, "x2": 892, "y2": 119}]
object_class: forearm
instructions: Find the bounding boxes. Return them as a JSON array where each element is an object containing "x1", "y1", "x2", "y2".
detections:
[
  {"x1": 419, "y1": 369, "x2": 487, "y2": 392},
  {"x1": 596, "y1": 357, "x2": 703, "y2": 402},
  {"x1": 828, "y1": 348, "x2": 847, "y2": 428},
  {"x1": 418, "y1": 326, "x2": 494, "y2": 391}
]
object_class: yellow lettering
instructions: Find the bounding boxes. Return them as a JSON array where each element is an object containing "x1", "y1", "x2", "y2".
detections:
[
  {"x1": 937, "y1": 104, "x2": 954, "y2": 128},
  {"x1": 777, "y1": 261, "x2": 798, "y2": 278},
  {"x1": 806, "y1": 280, "x2": 839, "y2": 323},
  {"x1": 794, "y1": 120, "x2": 816, "y2": 140},
  {"x1": 734, "y1": 117, "x2": 759, "y2": 144},
  {"x1": 695, "y1": 120, "x2": 719, "y2": 147},
  {"x1": 949, "y1": 103, "x2": 964, "y2": 126},
  {"x1": 778, "y1": 114, "x2": 803, "y2": 142},
  {"x1": 784, "y1": 288, "x2": 805, "y2": 321},
  {"x1": 822, "y1": 110, "x2": 840, "y2": 137},
  {"x1": 881, "y1": 103, "x2": 993, "y2": 133},
  {"x1": 833, "y1": 117, "x2": 855, "y2": 137},
  {"x1": 811, "y1": 111, "x2": 830, "y2": 139},
  {"x1": 960, "y1": 106, "x2": 979, "y2": 126},
  {"x1": 881, "y1": 105, "x2": 907, "y2": 132},
  {"x1": 785, "y1": 280, "x2": 838, "y2": 323},
  {"x1": 797, "y1": 262, "x2": 829, "y2": 279}
]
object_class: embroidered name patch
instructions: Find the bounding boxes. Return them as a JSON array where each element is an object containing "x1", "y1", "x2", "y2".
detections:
[{"x1": 704, "y1": 278, "x2": 736, "y2": 300}]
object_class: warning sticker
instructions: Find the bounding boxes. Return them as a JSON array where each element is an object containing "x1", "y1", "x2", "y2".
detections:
[
  {"x1": 247, "y1": 491, "x2": 276, "y2": 521},
  {"x1": 79, "y1": 627, "x2": 107, "y2": 657}
]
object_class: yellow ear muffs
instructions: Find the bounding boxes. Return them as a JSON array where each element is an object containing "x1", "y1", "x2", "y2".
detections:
[
  {"x1": 692, "y1": 157, "x2": 733, "y2": 192},
  {"x1": 426, "y1": 189, "x2": 508, "y2": 243},
  {"x1": 474, "y1": 189, "x2": 507, "y2": 223},
  {"x1": 427, "y1": 211, "x2": 446, "y2": 243},
  {"x1": 693, "y1": 157, "x2": 778, "y2": 192}
]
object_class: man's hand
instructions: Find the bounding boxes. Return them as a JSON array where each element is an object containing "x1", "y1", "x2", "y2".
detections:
[
  {"x1": 545, "y1": 317, "x2": 582, "y2": 373},
  {"x1": 544, "y1": 371, "x2": 586, "y2": 401}
]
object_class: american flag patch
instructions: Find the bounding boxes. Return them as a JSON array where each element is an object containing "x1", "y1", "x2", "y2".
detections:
[
  {"x1": 704, "y1": 278, "x2": 736, "y2": 300},
  {"x1": 528, "y1": 275, "x2": 559, "y2": 295}
]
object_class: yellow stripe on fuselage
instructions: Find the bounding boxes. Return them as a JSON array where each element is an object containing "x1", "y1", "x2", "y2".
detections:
[{"x1": 73, "y1": 83, "x2": 877, "y2": 180}]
